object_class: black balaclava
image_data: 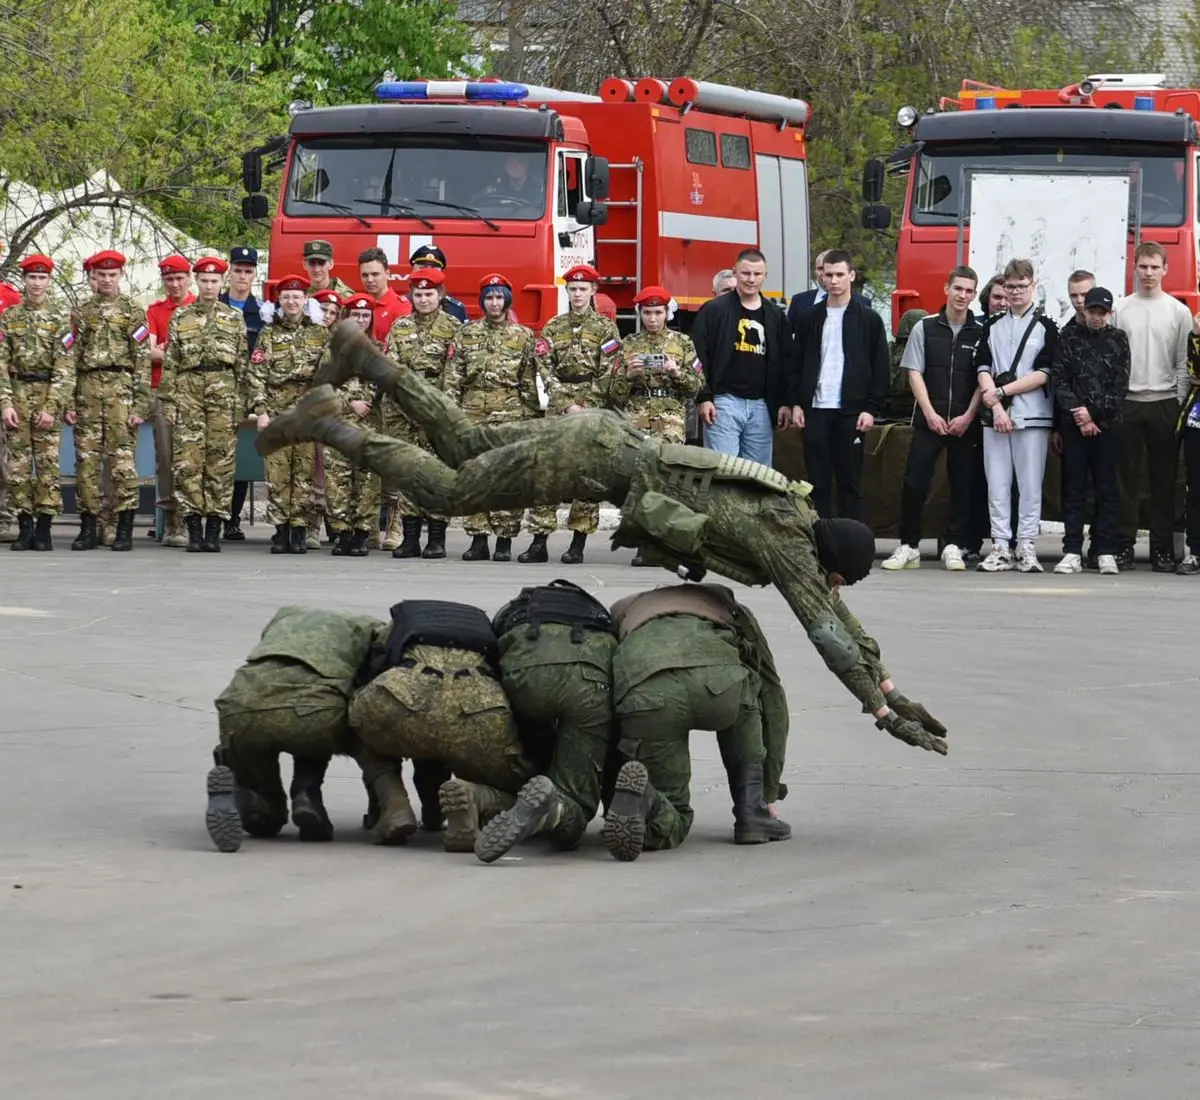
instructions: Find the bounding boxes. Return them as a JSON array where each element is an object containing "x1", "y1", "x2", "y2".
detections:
[{"x1": 812, "y1": 518, "x2": 876, "y2": 586}]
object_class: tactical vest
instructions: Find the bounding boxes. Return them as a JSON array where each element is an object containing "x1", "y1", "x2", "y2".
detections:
[
  {"x1": 373, "y1": 600, "x2": 498, "y2": 676},
  {"x1": 492, "y1": 579, "x2": 615, "y2": 642}
]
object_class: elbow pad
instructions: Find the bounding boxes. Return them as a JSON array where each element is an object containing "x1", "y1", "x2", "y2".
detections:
[{"x1": 807, "y1": 616, "x2": 861, "y2": 674}]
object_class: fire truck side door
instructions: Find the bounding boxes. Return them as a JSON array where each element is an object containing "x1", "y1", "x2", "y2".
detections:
[{"x1": 554, "y1": 150, "x2": 596, "y2": 314}]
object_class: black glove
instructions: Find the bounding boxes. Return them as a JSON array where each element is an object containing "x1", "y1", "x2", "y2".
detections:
[
  {"x1": 885, "y1": 689, "x2": 947, "y2": 738},
  {"x1": 876, "y1": 709, "x2": 948, "y2": 755}
]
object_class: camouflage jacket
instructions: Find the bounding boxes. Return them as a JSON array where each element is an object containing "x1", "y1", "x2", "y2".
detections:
[
  {"x1": 447, "y1": 317, "x2": 551, "y2": 424},
  {"x1": 386, "y1": 309, "x2": 461, "y2": 384},
  {"x1": 541, "y1": 310, "x2": 621, "y2": 413},
  {"x1": 1052, "y1": 321, "x2": 1130, "y2": 431},
  {"x1": 307, "y1": 276, "x2": 354, "y2": 298},
  {"x1": 73, "y1": 293, "x2": 153, "y2": 411},
  {"x1": 159, "y1": 301, "x2": 248, "y2": 410},
  {"x1": 0, "y1": 299, "x2": 76, "y2": 418},
  {"x1": 598, "y1": 329, "x2": 703, "y2": 418},
  {"x1": 249, "y1": 317, "x2": 329, "y2": 416}
]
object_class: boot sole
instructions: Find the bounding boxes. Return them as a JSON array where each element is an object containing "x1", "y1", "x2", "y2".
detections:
[
  {"x1": 602, "y1": 762, "x2": 649, "y2": 862},
  {"x1": 291, "y1": 797, "x2": 333, "y2": 842},
  {"x1": 205, "y1": 766, "x2": 243, "y2": 853},
  {"x1": 474, "y1": 775, "x2": 555, "y2": 863},
  {"x1": 440, "y1": 779, "x2": 478, "y2": 853}
]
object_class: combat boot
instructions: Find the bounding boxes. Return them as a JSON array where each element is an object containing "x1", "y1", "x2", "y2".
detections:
[
  {"x1": 238, "y1": 788, "x2": 288, "y2": 838},
  {"x1": 290, "y1": 756, "x2": 333, "y2": 841},
  {"x1": 255, "y1": 385, "x2": 365, "y2": 457},
  {"x1": 440, "y1": 779, "x2": 515, "y2": 853},
  {"x1": 290, "y1": 525, "x2": 308, "y2": 554},
  {"x1": 392, "y1": 516, "x2": 422, "y2": 558},
  {"x1": 602, "y1": 761, "x2": 661, "y2": 862},
  {"x1": 348, "y1": 529, "x2": 370, "y2": 556},
  {"x1": 560, "y1": 531, "x2": 587, "y2": 564},
  {"x1": 223, "y1": 518, "x2": 245, "y2": 541},
  {"x1": 422, "y1": 520, "x2": 447, "y2": 558},
  {"x1": 330, "y1": 528, "x2": 350, "y2": 556},
  {"x1": 163, "y1": 512, "x2": 188, "y2": 548},
  {"x1": 71, "y1": 512, "x2": 98, "y2": 551},
  {"x1": 31, "y1": 514, "x2": 53, "y2": 551},
  {"x1": 368, "y1": 770, "x2": 419, "y2": 846},
  {"x1": 318, "y1": 321, "x2": 405, "y2": 390},
  {"x1": 731, "y1": 763, "x2": 792, "y2": 845},
  {"x1": 205, "y1": 765, "x2": 243, "y2": 853},
  {"x1": 492, "y1": 536, "x2": 513, "y2": 562},
  {"x1": 462, "y1": 534, "x2": 490, "y2": 561},
  {"x1": 270, "y1": 524, "x2": 291, "y2": 553},
  {"x1": 630, "y1": 547, "x2": 652, "y2": 567},
  {"x1": 474, "y1": 775, "x2": 566, "y2": 863},
  {"x1": 518, "y1": 533, "x2": 549, "y2": 563},
  {"x1": 9, "y1": 513, "x2": 34, "y2": 551},
  {"x1": 111, "y1": 510, "x2": 135, "y2": 551},
  {"x1": 380, "y1": 504, "x2": 402, "y2": 551},
  {"x1": 202, "y1": 515, "x2": 222, "y2": 552},
  {"x1": 185, "y1": 514, "x2": 204, "y2": 553}
]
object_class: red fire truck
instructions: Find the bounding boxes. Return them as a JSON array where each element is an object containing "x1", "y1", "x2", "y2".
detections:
[
  {"x1": 240, "y1": 77, "x2": 812, "y2": 331},
  {"x1": 864, "y1": 73, "x2": 1200, "y2": 332}
]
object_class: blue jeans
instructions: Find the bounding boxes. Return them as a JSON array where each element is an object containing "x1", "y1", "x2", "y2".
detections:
[{"x1": 704, "y1": 395, "x2": 774, "y2": 466}]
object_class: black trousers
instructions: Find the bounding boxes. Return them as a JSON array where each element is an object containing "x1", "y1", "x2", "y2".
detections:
[
  {"x1": 899, "y1": 422, "x2": 982, "y2": 549},
  {"x1": 229, "y1": 480, "x2": 249, "y2": 524},
  {"x1": 1061, "y1": 420, "x2": 1121, "y2": 556},
  {"x1": 803, "y1": 408, "x2": 864, "y2": 520},
  {"x1": 1117, "y1": 397, "x2": 1179, "y2": 553},
  {"x1": 1184, "y1": 430, "x2": 1200, "y2": 553}
]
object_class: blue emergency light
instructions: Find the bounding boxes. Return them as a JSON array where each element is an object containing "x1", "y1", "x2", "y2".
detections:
[
  {"x1": 1133, "y1": 95, "x2": 1155, "y2": 110},
  {"x1": 976, "y1": 96, "x2": 997, "y2": 110},
  {"x1": 375, "y1": 81, "x2": 530, "y2": 102}
]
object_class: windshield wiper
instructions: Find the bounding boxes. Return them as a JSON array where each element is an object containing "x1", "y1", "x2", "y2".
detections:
[
  {"x1": 412, "y1": 198, "x2": 501, "y2": 231},
  {"x1": 349, "y1": 198, "x2": 436, "y2": 230},
  {"x1": 292, "y1": 199, "x2": 372, "y2": 228}
]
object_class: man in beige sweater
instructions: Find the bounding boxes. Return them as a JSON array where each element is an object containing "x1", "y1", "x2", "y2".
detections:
[{"x1": 1113, "y1": 241, "x2": 1191, "y2": 571}]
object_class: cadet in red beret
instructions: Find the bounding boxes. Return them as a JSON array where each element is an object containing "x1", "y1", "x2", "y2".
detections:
[
  {"x1": 310, "y1": 287, "x2": 342, "y2": 328},
  {"x1": 409, "y1": 269, "x2": 445, "y2": 291},
  {"x1": 159, "y1": 254, "x2": 191, "y2": 275},
  {"x1": 563, "y1": 263, "x2": 601, "y2": 285},
  {"x1": 18, "y1": 254, "x2": 54, "y2": 275},
  {"x1": 191, "y1": 256, "x2": 228, "y2": 275},
  {"x1": 89, "y1": 250, "x2": 126, "y2": 270}
]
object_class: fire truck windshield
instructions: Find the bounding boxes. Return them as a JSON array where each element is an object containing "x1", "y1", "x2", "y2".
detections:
[
  {"x1": 284, "y1": 136, "x2": 549, "y2": 221},
  {"x1": 911, "y1": 141, "x2": 1187, "y2": 228}
]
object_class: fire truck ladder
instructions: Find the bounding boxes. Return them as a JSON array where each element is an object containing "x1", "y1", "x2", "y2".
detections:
[{"x1": 597, "y1": 157, "x2": 645, "y2": 330}]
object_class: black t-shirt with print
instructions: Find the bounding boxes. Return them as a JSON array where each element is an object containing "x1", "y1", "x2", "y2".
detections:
[{"x1": 723, "y1": 304, "x2": 767, "y2": 399}]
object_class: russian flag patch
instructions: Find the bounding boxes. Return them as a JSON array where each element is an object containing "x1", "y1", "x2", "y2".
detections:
[
  {"x1": 600, "y1": 337, "x2": 620, "y2": 354},
  {"x1": 132, "y1": 324, "x2": 150, "y2": 343},
  {"x1": 61, "y1": 331, "x2": 75, "y2": 349},
  {"x1": 692, "y1": 358, "x2": 703, "y2": 373}
]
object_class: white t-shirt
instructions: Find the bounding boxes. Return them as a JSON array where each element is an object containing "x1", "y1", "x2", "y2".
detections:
[{"x1": 813, "y1": 304, "x2": 847, "y2": 409}]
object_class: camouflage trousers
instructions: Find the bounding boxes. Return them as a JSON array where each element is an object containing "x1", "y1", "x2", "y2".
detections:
[
  {"x1": 74, "y1": 372, "x2": 139, "y2": 514},
  {"x1": 171, "y1": 371, "x2": 237, "y2": 518},
  {"x1": 3, "y1": 398, "x2": 62, "y2": 515},
  {"x1": 380, "y1": 397, "x2": 446, "y2": 522},
  {"x1": 323, "y1": 447, "x2": 380, "y2": 532},
  {"x1": 0, "y1": 419, "x2": 12, "y2": 525},
  {"x1": 148, "y1": 392, "x2": 176, "y2": 521},
  {"x1": 265, "y1": 442, "x2": 318, "y2": 526},
  {"x1": 613, "y1": 620, "x2": 764, "y2": 851},
  {"x1": 215, "y1": 658, "x2": 353, "y2": 819},
  {"x1": 526, "y1": 499, "x2": 599, "y2": 535},
  {"x1": 349, "y1": 644, "x2": 534, "y2": 793}
]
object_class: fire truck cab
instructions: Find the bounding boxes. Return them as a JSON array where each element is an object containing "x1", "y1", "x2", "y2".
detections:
[
  {"x1": 864, "y1": 74, "x2": 1200, "y2": 332},
  {"x1": 240, "y1": 78, "x2": 812, "y2": 331}
]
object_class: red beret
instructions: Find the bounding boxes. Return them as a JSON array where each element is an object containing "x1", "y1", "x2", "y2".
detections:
[
  {"x1": 634, "y1": 285, "x2": 671, "y2": 308},
  {"x1": 563, "y1": 264, "x2": 601, "y2": 284},
  {"x1": 410, "y1": 269, "x2": 445, "y2": 290},
  {"x1": 342, "y1": 294, "x2": 375, "y2": 311},
  {"x1": 90, "y1": 250, "x2": 126, "y2": 271},
  {"x1": 19, "y1": 254, "x2": 54, "y2": 275},
  {"x1": 192, "y1": 256, "x2": 228, "y2": 275},
  {"x1": 310, "y1": 288, "x2": 341, "y2": 305},
  {"x1": 480, "y1": 272, "x2": 513, "y2": 292},
  {"x1": 275, "y1": 274, "x2": 310, "y2": 295},
  {"x1": 159, "y1": 254, "x2": 192, "y2": 275}
]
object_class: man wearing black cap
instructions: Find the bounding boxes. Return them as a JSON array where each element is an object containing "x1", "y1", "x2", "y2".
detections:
[
  {"x1": 409, "y1": 245, "x2": 467, "y2": 322},
  {"x1": 220, "y1": 247, "x2": 266, "y2": 541},
  {"x1": 1051, "y1": 286, "x2": 1129, "y2": 576}
]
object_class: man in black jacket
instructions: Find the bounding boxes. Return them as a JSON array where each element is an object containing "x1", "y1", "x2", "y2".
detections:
[
  {"x1": 691, "y1": 248, "x2": 799, "y2": 466},
  {"x1": 882, "y1": 267, "x2": 984, "y2": 572},
  {"x1": 794, "y1": 250, "x2": 889, "y2": 520}
]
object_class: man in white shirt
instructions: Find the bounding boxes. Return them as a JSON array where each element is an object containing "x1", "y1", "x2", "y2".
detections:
[{"x1": 1112, "y1": 241, "x2": 1191, "y2": 571}]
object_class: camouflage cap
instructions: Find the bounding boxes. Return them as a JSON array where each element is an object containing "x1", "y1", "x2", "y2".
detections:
[{"x1": 896, "y1": 308, "x2": 928, "y2": 339}]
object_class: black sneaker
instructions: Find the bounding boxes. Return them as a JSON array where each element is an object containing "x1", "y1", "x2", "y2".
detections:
[
  {"x1": 1151, "y1": 548, "x2": 1177, "y2": 573},
  {"x1": 962, "y1": 549, "x2": 983, "y2": 568},
  {"x1": 1115, "y1": 547, "x2": 1135, "y2": 572}
]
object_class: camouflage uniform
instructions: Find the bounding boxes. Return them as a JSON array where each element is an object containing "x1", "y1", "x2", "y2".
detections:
[
  {"x1": 159, "y1": 301, "x2": 247, "y2": 518},
  {"x1": 597, "y1": 328, "x2": 703, "y2": 443},
  {"x1": 383, "y1": 310, "x2": 461, "y2": 521},
  {"x1": 322, "y1": 374, "x2": 381, "y2": 536},
  {"x1": 249, "y1": 318, "x2": 328, "y2": 526},
  {"x1": 527, "y1": 309, "x2": 621, "y2": 535},
  {"x1": 72, "y1": 293, "x2": 152, "y2": 514},
  {"x1": 445, "y1": 316, "x2": 552, "y2": 538},
  {"x1": 890, "y1": 308, "x2": 928, "y2": 424},
  {"x1": 308, "y1": 277, "x2": 354, "y2": 298},
  {"x1": 0, "y1": 299, "x2": 75, "y2": 516}
]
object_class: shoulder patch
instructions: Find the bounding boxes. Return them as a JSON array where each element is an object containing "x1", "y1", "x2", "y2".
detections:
[
  {"x1": 534, "y1": 337, "x2": 551, "y2": 356},
  {"x1": 692, "y1": 358, "x2": 703, "y2": 373},
  {"x1": 132, "y1": 324, "x2": 150, "y2": 343},
  {"x1": 600, "y1": 337, "x2": 620, "y2": 354},
  {"x1": 251, "y1": 347, "x2": 266, "y2": 364},
  {"x1": 61, "y1": 331, "x2": 76, "y2": 349}
]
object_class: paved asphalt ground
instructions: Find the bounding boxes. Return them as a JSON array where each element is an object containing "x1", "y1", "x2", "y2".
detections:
[{"x1": 2, "y1": 523, "x2": 1198, "y2": 1099}]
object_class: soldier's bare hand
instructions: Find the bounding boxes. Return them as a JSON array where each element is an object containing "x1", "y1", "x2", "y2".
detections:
[
  {"x1": 64, "y1": 410, "x2": 77, "y2": 426},
  {"x1": 1, "y1": 408, "x2": 17, "y2": 429},
  {"x1": 663, "y1": 356, "x2": 679, "y2": 375},
  {"x1": 565, "y1": 403, "x2": 585, "y2": 414},
  {"x1": 697, "y1": 400, "x2": 717, "y2": 425},
  {"x1": 256, "y1": 414, "x2": 270, "y2": 431},
  {"x1": 349, "y1": 400, "x2": 370, "y2": 419},
  {"x1": 128, "y1": 415, "x2": 144, "y2": 429},
  {"x1": 33, "y1": 411, "x2": 54, "y2": 430},
  {"x1": 627, "y1": 355, "x2": 645, "y2": 373}
]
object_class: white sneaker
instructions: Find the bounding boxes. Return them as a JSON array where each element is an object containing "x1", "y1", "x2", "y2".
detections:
[
  {"x1": 1016, "y1": 541, "x2": 1043, "y2": 573},
  {"x1": 976, "y1": 545, "x2": 1014, "y2": 572},
  {"x1": 882, "y1": 545, "x2": 921, "y2": 570},
  {"x1": 1053, "y1": 553, "x2": 1082, "y2": 574},
  {"x1": 941, "y1": 544, "x2": 966, "y2": 571},
  {"x1": 1097, "y1": 554, "x2": 1119, "y2": 575}
]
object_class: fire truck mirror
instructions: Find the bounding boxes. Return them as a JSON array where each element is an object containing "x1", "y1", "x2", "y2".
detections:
[
  {"x1": 862, "y1": 158, "x2": 885, "y2": 203},
  {"x1": 586, "y1": 157, "x2": 611, "y2": 200},
  {"x1": 242, "y1": 150, "x2": 263, "y2": 194},
  {"x1": 576, "y1": 201, "x2": 609, "y2": 227},
  {"x1": 860, "y1": 204, "x2": 891, "y2": 231},
  {"x1": 242, "y1": 194, "x2": 270, "y2": 221}
]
